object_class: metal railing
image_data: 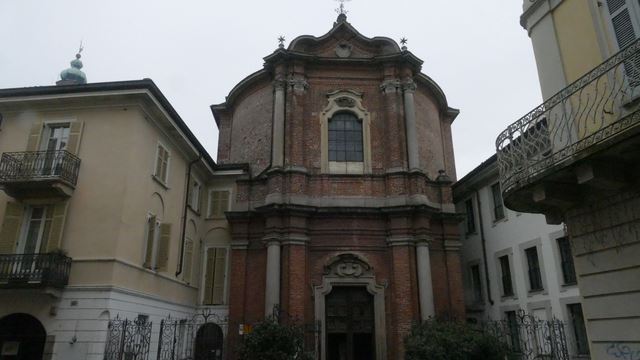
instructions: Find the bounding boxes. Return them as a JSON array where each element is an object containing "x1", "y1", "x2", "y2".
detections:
[
  {"x1": 0, "y1": 150, "x2": 81, "y2": 186},
  {"x1": 496, "y1": 38, "x2": 640, "y2": 196},
  {"x1": 0, "y1": 253, "x2": 72, "y2": 289}
]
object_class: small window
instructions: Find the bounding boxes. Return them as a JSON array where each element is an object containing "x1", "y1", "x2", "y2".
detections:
[
  {"x1": 143, "y1": 215, "x2": 171, "y2": 271},
  {"x1": 328, "y1": 112, "x2": 363, "y2": 162},
  {"x1": 208, "y1": 190, "x2": 230, "y2": 218},
  {"x1": 567, "y1": 303, "x2": 590, "y2": 355},
  {"x1": 154, "y1": 143, "x2": 170, "y2": 184},
  {"x1": 525, "y1": 247, "x2": 543, "y2": 291},
  {"x1": 499, "y1": 255, "x2": 514, "y2": 296},
  {"x1": 465, "y1": 199, "x2": 476, "y2": 234},
  {"x1": 470, "y1": 264, "x2": 483, "y2": 303},
  {"x1": 557, "y1": 237, "x2": 577, "y2": 285},
  {"x1": 491, "y1": 183, "x2": 505, "y2": 220},
  {"x1": 189, "y1": 180, "x2": 201, "y2": 212},
  {"x1": 203, "y1": 247, "x2": 228, "y2": 305}
]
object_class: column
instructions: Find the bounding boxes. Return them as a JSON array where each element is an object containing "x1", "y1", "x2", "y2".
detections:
[
  {"x1": 416, "y1": 240, "x2": 435, "y2": 320},
  {"x1": 272, "y1": 79, "x2": 286, "y2": 168},
  {"x1": 264, "y1": 239, "x2": 281, "y2": 316},
  {"x1": 403, "y1": 79, "x2": 419, "y2": 171}
]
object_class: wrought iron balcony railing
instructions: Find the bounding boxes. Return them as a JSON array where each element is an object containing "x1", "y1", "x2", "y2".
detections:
[
  {"x1": 0, "y1": 150, "x2": 81, "y2": 186},
  {"x1": 496, "y1": 38, "x2": 640, "y2": 197},
  {"x1": 0, "y1": 253, "x2": 72, "y2": 289}
]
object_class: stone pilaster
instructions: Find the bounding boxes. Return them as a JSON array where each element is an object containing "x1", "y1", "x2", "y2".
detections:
[
  {"x1": 416, "y1": 238, "x2": 435, "y2": 320},
  {"x1": 264, "y1": 236, "x2": 282, "y2": 316},
  {"x1": 380, "y1": 78, "x2": 405, "y2": 170},
  {"x1": 402, "y1": 78, "x2": 420, "y2": 171},
  {"x1": 272, "y1": 78, "x2": 287, "y2": 168}
]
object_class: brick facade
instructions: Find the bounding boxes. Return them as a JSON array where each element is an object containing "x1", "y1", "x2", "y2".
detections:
[{"x1": 212, "y1": 16, "x2": 464, "y2": 360}]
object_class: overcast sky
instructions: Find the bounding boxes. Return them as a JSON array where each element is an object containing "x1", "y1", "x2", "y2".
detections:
[{"x1": 0, "y1": 0, "x2": 542, "y2": 179}]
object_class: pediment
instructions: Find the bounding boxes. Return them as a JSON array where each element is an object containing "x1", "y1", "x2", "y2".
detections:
[{"x1": 288, "y1": 18, "x2": 401, "y2": 59}]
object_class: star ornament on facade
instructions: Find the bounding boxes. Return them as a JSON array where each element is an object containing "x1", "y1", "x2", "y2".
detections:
[
  {"x1": 400, "y1": 37, "x2": 408, "y2": 50},
  {"x1": 278, "y1": 36, "x2": 285, "y2": 48}
]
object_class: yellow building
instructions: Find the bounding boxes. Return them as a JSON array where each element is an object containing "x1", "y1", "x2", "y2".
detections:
[
  {"x1": 496, "y1": 0, "x2": 640, "y2": 357},
  {"x1": 0, "y1": 53, "x2": 242, "y2": 360}
]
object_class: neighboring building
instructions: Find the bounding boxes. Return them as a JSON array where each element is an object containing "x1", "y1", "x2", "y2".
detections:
[
  {"x1": 0, "y1": 53, "x2": 245, "y2": 359},
  {"x1": 453, "y1": 155, "x2": 590, "y2": 358},
  {"x1": 495, "y1": 0, "x2": 640, "y2": 357},
  {"x1": 213, "y1": 13, "x2": 464, "y2": 360}
]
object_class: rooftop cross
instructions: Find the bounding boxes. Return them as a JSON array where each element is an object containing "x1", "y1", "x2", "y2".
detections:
[{"x1": 335, "y1": 0, "x2": 351, "y2": 15}]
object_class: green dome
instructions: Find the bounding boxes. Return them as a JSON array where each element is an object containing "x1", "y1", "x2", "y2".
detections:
[{"x1": 59, "y1": 53, "x2": 87, "y2": 85}]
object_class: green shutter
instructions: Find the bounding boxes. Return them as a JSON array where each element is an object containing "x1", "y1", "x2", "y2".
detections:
[
  {"x1": 156, "y1": 223, "x2": 171, "y2": 271},
  {"x1": 211, "y1": 248, "x2": 227, "y2": 305},
  {"x1": 66, "y1": 121, "x2": 84, "y2": 155},
  {"x1": 0, "y1": 202, "x2": 24, "y2": 253},
  {"x1": 143, "y1": 216, "x2": 156, "y2": 268},
  {"x1": 25, "y1": 122, "x2": 44, "y2": 151},
  {"x1": 183, "y1": 238, "x2": 194, "y2": 283},
  {"x1": 203, "y1": 248, "x2": 216, "y2": 304},
  {"x1": 44, "y1": 202, "x2": 69, "y2": 252}
]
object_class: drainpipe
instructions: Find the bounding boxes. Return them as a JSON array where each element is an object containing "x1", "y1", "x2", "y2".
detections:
[
  {"x1": 176, "y1": 155, "x2": 202, "y2": 277},
  {"x1": 474, "y1": 188, "x2": 494, "y2": 305}
]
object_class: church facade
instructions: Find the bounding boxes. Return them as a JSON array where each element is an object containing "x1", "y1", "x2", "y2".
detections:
[{"x1": 212, "y1": 14, "x2": 464, "y2": 359}]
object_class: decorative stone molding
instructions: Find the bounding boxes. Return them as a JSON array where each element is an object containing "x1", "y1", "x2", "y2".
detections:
[
  {"x1": 323, "y1": 253, "x2": 373, "y2": 278},
  {"x1": 386, "y1": 235, "x2": 415, "y2": 247},
  {"x1": 320, "y1": 90, "x2": 372, "y2": 174},
  {"x1": 335, "y1": 42, "x2": 353, "y2": 58},
  {"x1": 380, "y1": 79, "x2": 401, "y2": 94},
  {"x1": 402, "y1": 79, "x2": 417, "y2": 93},
  {"x1": 273, "y1": 79, "x2": 288, "y2": 91},
  {"x1": 288, "y1": 76, "x2": 309, "y2": 94},
  {"x1": 314, "y1": 252, "x2": 387, "y2": 360}
]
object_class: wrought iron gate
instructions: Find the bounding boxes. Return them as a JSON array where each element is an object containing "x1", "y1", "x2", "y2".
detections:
[
  {"x1": 156, "y1": 310, "x2": 228, "y2": 360},
  {"x1": 104, "y1": 316, "x2": 152, "y2": 360},
  {"x1": 484, "y1": 310, "x2": 570, "y2": 360}
]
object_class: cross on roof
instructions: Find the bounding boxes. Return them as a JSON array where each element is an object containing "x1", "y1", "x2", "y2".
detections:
[{"x1": 335, "y1": 0, "x2": 351, "y2": 15}]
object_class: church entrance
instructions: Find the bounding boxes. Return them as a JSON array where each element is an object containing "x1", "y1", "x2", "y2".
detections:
[{"x1": 326, "y1": 286, "x2": 375, "y2": 360}]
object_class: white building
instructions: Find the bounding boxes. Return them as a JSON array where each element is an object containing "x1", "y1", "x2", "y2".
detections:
[{"x1": 453, "y1": 155, "x2": 590, "y2": 358}]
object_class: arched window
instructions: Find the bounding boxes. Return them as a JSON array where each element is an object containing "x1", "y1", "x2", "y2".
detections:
[{"x1": 328, "y1": 112, "x2": 363, "y2": 162}]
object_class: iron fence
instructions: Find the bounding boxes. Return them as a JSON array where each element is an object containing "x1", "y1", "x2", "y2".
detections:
[
  {"x1": 104, "y1": 316, "x2": 152, "y2": 360},
  {"x1": 0, "y1": 150, "x2": 81, "y2": 185},
  {"x1": 496, "y1": 37, "x2": 640, "y2": 196},
  {"x1": 483, "y1": 310, "x2": 570, "y2": 360},
  {"x1": 156, "y1": 310, "x2": 228, "y2": 360},
  {"x1": 0, "y1": 253, "x2": 72, "y2": 289}
]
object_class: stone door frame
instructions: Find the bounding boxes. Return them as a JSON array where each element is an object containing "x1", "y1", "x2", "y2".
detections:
[{"x1": 313, "y1": 253, "x2": 386, "y2": 360}]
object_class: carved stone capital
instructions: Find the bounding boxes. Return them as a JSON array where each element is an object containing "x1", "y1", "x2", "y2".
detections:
[
  {"x1": 402, "y1": 79, "x2": 417, "y2": 93},
  {"x1": 273, "y1": 79, "x2": 287, "y2": 91},
  {"x1": 288, "y1": 77, "x2": 309, "y2": 94},
  {"x1": 380, "y1": 79, "x2": 400, "y2": 94}
]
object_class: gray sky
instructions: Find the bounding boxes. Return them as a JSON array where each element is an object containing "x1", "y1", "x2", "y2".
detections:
[{"x1": 0, "y1": 0, "x2": 542, "y2": 178}]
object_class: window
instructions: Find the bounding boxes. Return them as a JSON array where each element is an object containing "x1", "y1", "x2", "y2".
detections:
[
  {"x1": 18, "y1": 206, "x2": 53, "y2": 254},
  {"x1": 499, "y1": 255, "x2": 514, "y2": 296},
  {"x1": 328, "y1": 112, "x2": 363, "y2": 163},
  {"x1": 606, "y1": 0, "x2": 640, "y2": 84},
  {"x1": 143, "y1": 215, "x2": 171, "y2": 271},
  {"x1": 465, "y1": 198, "x2": 476, "y2": 234},
  {"x1": 189, "y1": 179, "x2": 201, "y2": 212},
  {"x1": 42, "y1": 124, "x2": 70, "y2": 152},
  {"x1": 0, "y1": 202, "x2": 68, "y2": 255},
  {"x1": 557, "y1": 237, "x2": 577, "y2": 285},
  {"x1": 203, "y1": 247, "x2": 228, "y2": 305},
  {"x1": 208, "y1": 190, "x2": 230, "y2": 218},
  {"x1": 491, "y1": 183, "x2": 505, "y2": 220},
  {"x1": 154, "y1": 143, "x2": 170, "y2": 185},
  {"x1": 470, "y1": 264, "x2": 483, "y2": 303},
  {"x1": 525, "y1": 247, "x2": 543, "y2": 291},
  {"x1": 567, "y1": 304, "x2": 590, "y2": 355},
  {"x1": 506, "y1": 311, "x2": 522, "y2": 353}
]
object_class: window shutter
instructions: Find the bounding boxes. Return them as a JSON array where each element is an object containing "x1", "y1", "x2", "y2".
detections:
[
  {"x1": 66, "y1": 121, "x2": 84, "y2": 155},
  {"x1": 203, "y1": 248, "x2": 216, "y2": 304},
  {"x1": 211, "y1": 248, "x2": 227, "y2": 305},
  {"x1": 25, "y1": 122, "x2": 44, "y2": 151},
  {"x1": 183, "y1": 238, "x2": 194, "y2": 283},
  {"x1": 143, "y1": 216, "x2": 156, "y2": 268},
  {"x1": 210, "y1": 191, "x2": 230, "y2": 217},
  {"x1": 0, "y1": 202, "x2": 24, "y2": 253},
  {"x1": 43, "y1": 202, "x2": 69, "y2": 252},
  {"x1": 156, "y1": 223, "x2": 171, "y2": 271}
]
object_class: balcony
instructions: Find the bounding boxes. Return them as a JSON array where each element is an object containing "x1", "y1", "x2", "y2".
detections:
[
  {"x1": 0, "y1": 150, "x2": 81, "y2": 199},
  {"x1": 496, "y1": 39, "x2": 640, "y2": 222},
  {"x1": 0, "y1": 253, "x2": 72, "y2": 289}
]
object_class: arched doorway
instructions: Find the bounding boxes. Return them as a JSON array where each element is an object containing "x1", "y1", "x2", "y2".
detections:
[
  {"x1": 0, "y1": 313, "x2": 46, "y2": 360},
  {"x1": 194, "y1": 323, "x2": 223, "y2": 360},
  {"x1": 326, "y1": 287, "x2": 375, "y2": 360}
]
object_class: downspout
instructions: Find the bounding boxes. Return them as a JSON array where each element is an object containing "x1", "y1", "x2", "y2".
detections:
[
  {"x1": 474, "y1": 188, "x2": 494, "y2": 305},
  {"x1": 176, "y1": 155, "x2": 202, "y2": 277}
]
